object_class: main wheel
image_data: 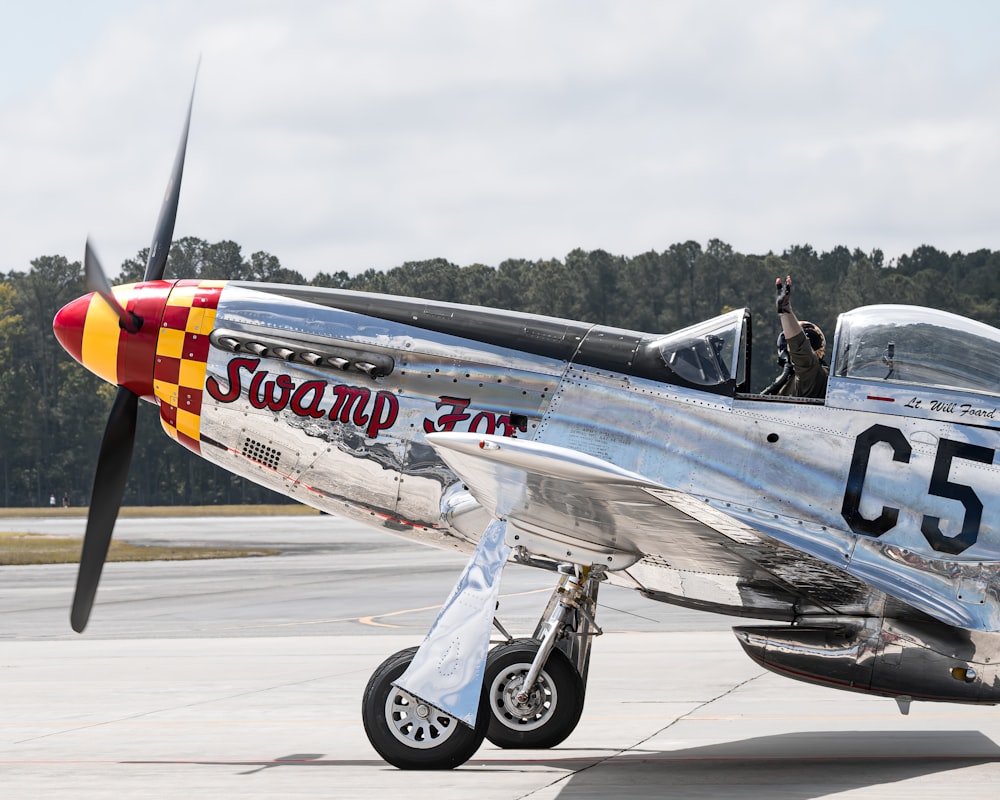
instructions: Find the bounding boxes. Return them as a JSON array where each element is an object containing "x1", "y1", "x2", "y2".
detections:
[
  {"x1": 484, "y1": 638, "x2": 585, "y2": 749},
  {"x1": 362, "y1": 646, "x2": 487, "y2": 770}
]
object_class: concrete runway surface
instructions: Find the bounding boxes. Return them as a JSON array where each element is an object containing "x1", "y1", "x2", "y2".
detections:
[{"x1": 3, "y1": 514, "x2": 1000, "y2": 799}]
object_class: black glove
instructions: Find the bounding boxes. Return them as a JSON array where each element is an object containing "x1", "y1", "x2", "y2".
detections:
[{"x1": 776, "y1": 277, "x2": 792, "y2": 314}]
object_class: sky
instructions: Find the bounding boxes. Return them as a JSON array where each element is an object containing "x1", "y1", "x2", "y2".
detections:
[{"x1": 3, "y1": 0, "x2": 1000, "y2": 280}]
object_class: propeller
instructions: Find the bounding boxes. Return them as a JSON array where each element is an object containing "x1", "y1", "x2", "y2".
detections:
[
  {"x1": 145, "y1": 68, "x2": 196, "y2": 283},
  {"x1": 70, "y1": 387, "x2": 138, "y2": 632},
  {"x1": 71, "y1": 72, "x2": 198, "y2": 633},
  {"x1": 84, "y1": 239, "x2": 141, "y2": 332}
]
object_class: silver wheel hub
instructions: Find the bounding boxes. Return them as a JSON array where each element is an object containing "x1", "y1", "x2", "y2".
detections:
[
  {"x1": 384, "y1": 686, "x2": 458, "y2": 749},
  {"x1": 489, "y1": 663, "x2": 557, "y2": 732}
]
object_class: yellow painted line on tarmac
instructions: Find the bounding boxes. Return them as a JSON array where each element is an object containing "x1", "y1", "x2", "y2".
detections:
[
  {"x1": 360, "y1": 587, "x2": 551, "y2": 629},
  {"x1": 359, "y1": 604, "x2": 441, "y2": 629}
]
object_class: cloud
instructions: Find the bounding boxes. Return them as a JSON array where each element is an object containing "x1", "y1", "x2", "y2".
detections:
[{"x1": 3, "y1": 0, "x2": 1000, "y2": 279}]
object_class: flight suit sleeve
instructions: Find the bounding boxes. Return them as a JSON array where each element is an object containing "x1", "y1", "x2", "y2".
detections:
[{"x1": 786, "y1": 331, "x2": 828, "y2": 398}]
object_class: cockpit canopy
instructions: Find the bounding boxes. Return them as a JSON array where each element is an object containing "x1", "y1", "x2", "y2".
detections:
[
  {"x1": 834, "y1": 305, "x2": 1000, "y2": 396},
  {"x1": 645, "y1": 304, "x2": 1000, "y2": 402}
]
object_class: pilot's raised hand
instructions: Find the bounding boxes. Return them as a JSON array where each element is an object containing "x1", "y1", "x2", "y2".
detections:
[{"x1": 776, "y1": 276, "x2": 792, "y2": 315}]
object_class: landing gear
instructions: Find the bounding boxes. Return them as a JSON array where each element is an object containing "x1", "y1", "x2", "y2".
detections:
[
  {"x1": 484, "y1": 564, "x2": 602, "y2": 749},
  {"x1": 484, "y1": 639, "x2": 584, "y2": 748},
  {"x1": 361, "y1": 647, "x2": 488, "y2": 770},
  {"x1": 361, "y1": 553, "x2": 604, "y2": 768}
]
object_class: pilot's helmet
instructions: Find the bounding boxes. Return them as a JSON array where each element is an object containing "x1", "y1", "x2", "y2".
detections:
[
  {"x1": 776, "y1": 321, "x2": 826, "y2": 361},
  {"x1": 801, "y1": 321, "x2": 826, "y2": 355}
]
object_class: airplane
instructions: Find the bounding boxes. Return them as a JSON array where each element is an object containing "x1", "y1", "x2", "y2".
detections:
[{"x1": 52, "y1": 79, "x2": 1000, "y2": 770}]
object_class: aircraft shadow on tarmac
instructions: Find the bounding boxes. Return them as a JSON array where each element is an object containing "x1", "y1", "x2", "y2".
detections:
[
  {"x1": 544, "y1": 730, "x2": 1000, "y2": 798},
  {"x1": 123, "y1": 730, "x2": 1000, "y2": 797}
]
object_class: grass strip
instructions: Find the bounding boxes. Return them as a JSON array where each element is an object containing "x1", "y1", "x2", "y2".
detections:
[
  {"x1": 0, "y1": 504, "x2": 320, "y2": 519},
  {"x1": 0, "y1": 532, "x2": 281, "y2": 566}
]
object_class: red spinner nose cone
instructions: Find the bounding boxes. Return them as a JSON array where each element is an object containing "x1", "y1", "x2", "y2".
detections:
[
  {"x1": 52, "y1": 282, "x2": 174, "y2": 395},
  {"x1": 53, "y1": 293, "x2": 92, "y2": 365}
]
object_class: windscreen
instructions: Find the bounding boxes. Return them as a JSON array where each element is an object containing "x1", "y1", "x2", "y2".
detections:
[{"x1": 650, "y1": 309, "x2": 744, "y2": 393}]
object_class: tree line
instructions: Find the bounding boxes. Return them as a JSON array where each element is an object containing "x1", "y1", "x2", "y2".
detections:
[{"x1": 2, "y1": 236, "x2": 997, "y2": 508}]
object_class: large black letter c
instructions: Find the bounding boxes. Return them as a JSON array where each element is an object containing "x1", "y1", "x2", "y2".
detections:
[{"x1": 841, "y1": 424, "x2": 912, "y2": 537}]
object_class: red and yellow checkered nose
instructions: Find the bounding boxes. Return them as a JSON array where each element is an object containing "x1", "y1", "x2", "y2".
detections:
[
  {"x1": 149, "y1": 280, "x2": 224, "y2": 451},
  {"x1": 53, "y1": 279, "x2": 225, "y2": 453}
]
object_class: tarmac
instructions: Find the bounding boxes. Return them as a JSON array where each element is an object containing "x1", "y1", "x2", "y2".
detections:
[{"x1": 3, "y1": 514, "x2": 1000, "y2": 799}]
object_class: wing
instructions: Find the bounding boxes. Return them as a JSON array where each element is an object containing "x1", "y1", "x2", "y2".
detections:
[{"x1": 427, "y1": 432, "x2": 891, "y2": 622}]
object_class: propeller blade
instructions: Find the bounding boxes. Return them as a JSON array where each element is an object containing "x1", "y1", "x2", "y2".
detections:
[
  {"x1": 144, "y1": 65, "x2": 199, "y2": 282},
  {"x1": 71, "y1": 386, "x2": 139, "y2": 633},
  {"x1": 85, "y1": 239, "x2": 141, "y2": 333}
]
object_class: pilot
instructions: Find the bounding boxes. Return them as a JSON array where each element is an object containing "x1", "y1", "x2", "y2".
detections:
[{"x1": 766, "y1": 275, "x2": 828, "y2": 398}]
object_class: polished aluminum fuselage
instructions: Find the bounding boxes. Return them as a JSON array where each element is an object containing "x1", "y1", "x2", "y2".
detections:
[{"x1": 191, "y1": 282, "x2": 1000, "y2": 705}]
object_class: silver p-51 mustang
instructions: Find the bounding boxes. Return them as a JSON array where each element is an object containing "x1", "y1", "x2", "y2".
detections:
[{"x1": 53, "y1": 80, "x2": 1000, "y2": 769}]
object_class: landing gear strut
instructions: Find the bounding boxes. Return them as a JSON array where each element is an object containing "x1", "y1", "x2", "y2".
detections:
[{"x1": 484, "y1": 564, "x2": 602, "y2": 749}]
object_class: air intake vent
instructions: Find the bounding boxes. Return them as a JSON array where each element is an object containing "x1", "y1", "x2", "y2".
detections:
[{"x1": 242, "y1": 438, "x2": 282, "y2": 470}]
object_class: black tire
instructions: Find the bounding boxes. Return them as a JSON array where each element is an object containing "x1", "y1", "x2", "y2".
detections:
[
  {"x1": 484, "y1": 638, "x2": 585, "y2": 749},
  {"x1": 361, "y1": 646, "x2": 487, "y2": 770}
]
